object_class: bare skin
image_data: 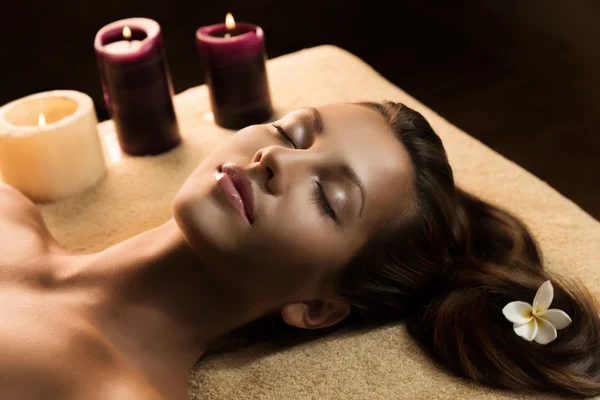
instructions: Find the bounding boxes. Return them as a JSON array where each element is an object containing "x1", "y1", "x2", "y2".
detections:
[{"x1": 0, "y1": 104, "x2": 413, "y2": 399}]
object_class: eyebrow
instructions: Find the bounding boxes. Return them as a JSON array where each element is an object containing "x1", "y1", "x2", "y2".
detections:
[{"x1": 341, "y1": 164, "x2": 366, "y2": 218}]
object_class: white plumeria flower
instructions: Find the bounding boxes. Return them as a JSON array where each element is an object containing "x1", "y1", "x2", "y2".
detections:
[{"x1": 502, "y1": 280, "x2": 572, "y2": 345}]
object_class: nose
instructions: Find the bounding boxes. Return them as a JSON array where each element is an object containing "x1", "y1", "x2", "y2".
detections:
[{"x1": 251, "y1": 145, "x2": 313, "y2": 195}]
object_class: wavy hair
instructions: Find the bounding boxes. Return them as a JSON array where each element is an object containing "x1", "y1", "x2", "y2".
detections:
[
  {"x1": 337, "y1": 101, "x2": 600, "y2": 398},
  {"x1": 209, "y1": 101, "x2": 600, "y2": 398}
]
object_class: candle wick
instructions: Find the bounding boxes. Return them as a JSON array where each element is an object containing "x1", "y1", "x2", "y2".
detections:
[{"x1": 224, "y1": 32, "x2": 231, "y2": 39}]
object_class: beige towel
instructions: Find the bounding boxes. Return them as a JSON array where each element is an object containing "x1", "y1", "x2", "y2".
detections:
[{"x1": 27, "y1": 46, "x2": 600, "y2": 399}]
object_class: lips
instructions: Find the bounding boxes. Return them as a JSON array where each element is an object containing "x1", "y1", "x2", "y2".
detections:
[{"x1": 218, "y1": 164, "x2": 255, "y2": 224}]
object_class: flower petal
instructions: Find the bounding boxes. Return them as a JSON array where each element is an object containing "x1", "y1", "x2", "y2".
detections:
[
  {"x1": 537, "y1": 309, "x2": 572, "y2": 330},
  {"x1": 502, "y1": 301, "x2": 533, "y2": 324},
  {"x1": 514, "y1": 318, "x2": 538, "y2": 341},
  {"x1": 532, "y1": 280, "x2": 554, "y2": 314},
  {"x1": 533, "y1": 317, "x2": 558, "y2": 345}
]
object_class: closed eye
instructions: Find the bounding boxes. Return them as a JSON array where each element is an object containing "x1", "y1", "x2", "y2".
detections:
[
  {"x1": 272, "y1": 124, "x2": 296, "y2": 149},
  {"x1": 311, "y1": 182, "x2": 337, "y2": 222}
]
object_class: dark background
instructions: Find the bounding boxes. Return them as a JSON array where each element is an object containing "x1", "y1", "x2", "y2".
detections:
[{"x1": 2, "y1": 1, "x2": 598, "y2": 219}]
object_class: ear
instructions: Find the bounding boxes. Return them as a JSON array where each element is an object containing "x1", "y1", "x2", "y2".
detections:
[{"x1": 280, "y1": 298, "x2": 351, "y2": 329}]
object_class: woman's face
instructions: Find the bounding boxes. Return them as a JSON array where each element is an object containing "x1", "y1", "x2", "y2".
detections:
[{"x1": 173, "y1": 103, "x2": 413, "y2": 305}]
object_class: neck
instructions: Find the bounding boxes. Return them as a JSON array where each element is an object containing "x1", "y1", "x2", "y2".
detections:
[{"x1": 52, "y1": 218, "x2": 268, "y2": 390}]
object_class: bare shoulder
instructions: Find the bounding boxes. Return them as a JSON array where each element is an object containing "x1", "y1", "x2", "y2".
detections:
[
  {"x1": 67, "y1": 352, "x2": 178, "y2": 400},
  {"x1": 0, "y1": 360, "x2": 169, "y2": 400},
  {"x1": 0, "y1": 182, "x2": 55, "y2": 245},
  {"x1": 0, "y1": 292, "x2": 171, "y2": 399},
  {"x1": 0, "y1": 182, "x2": 67, "y2": 260},
  {"x1": 68, "y1": 371, "x2": 170, "y2": 400},
  {"x1": 71, "y1": 349, "x2": 172, "y2": 400},
  {"x1": 0, "y1": 288, "x2": 103, "y2": 399},
  {"x1": 0, "y1": 182, "x2": 46, "y2": 226}
]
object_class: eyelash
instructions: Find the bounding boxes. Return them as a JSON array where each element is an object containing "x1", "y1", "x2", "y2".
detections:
[
  {"x1": 311, "y1": 182, "x2": 337, "y2": 221},
  {"x1": 271, "y1": 124, "x2": 296, "y2": 149},
  {"x1": 272, "y1": 124, "x2": 336, "y2": 222}
]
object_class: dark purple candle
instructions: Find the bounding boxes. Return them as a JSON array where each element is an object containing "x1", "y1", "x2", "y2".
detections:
[
  {"x1": 196, "y1": 15, "x2": 273, "y2": 130},
  {"x1": 94, "y1": 18, "x2": 181, "y2": 156}
]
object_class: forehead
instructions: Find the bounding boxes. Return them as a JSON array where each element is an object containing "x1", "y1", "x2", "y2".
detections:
[{"x1": 317, "y1": 103, "x2": 414, "y2": 232}]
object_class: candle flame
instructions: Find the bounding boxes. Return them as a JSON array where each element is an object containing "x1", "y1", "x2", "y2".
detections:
[
  {"x1": 38, "y1": 112, "x2": 46, "y2": 128},
  {"x1": 123, "y1": 26, "x2": 132, "y2": 39},
  {"x1": 225, "y1": 13, "x2": 236, "y2": 30}
]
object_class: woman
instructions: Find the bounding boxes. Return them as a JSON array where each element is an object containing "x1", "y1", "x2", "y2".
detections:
[{"x1": 0, "y1": 101, "x2": 598, "y2": 399}]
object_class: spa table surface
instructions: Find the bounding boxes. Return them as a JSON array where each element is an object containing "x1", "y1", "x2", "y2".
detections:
[{"x1": 5, "y1": 46, "x2": 600, "y2": 400}]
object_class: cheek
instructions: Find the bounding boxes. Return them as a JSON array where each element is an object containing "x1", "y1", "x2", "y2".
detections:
[{"x1": 247, "y1": 194, "x2": 349, "y2": 276}]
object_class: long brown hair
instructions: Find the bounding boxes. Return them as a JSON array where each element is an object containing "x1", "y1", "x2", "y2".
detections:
[
  {"x1": 208, "y1": 101, "x2": 600, "y2": 398},
  {"x1": 338, "y1": 101, "x2": 600, "y2": 398}
]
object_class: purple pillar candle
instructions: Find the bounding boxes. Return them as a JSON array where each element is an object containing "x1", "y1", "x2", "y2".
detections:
[
  {"x1": 94, "y1": 18, "x2": 181, "y2": 156},
  {"x1": 196, "y1": 14, "x2": 273, "y2": 130}
]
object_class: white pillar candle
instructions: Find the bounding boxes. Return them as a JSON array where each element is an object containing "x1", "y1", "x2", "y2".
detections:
[{"x1": 0, "y1": 90, "x2": 107, "y2": 202}]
